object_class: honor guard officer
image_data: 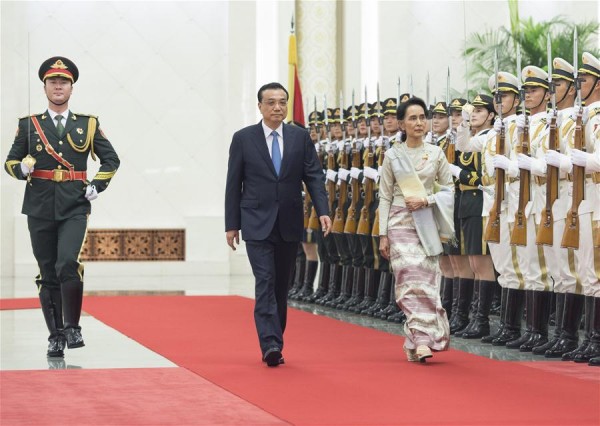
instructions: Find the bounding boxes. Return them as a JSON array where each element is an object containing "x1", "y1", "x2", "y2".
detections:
[{"x1": 4, "y1": 57, "x2": 120, "y2": 357}]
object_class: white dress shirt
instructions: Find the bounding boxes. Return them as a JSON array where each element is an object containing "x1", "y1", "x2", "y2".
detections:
[
  {"x1": 262, "y1": 121, "x2": 284, "y2": 158},
  {"x1": 47, "y1": 108, "x2": 70, "y2": 129}
]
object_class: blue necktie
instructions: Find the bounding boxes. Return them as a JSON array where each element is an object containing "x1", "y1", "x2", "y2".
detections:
[{"x1": 271, "y1": 131, "x2": 281, "y2": 175}]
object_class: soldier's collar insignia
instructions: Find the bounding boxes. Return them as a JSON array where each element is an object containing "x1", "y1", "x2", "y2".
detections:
[
  {"x1": 72, "y1": 114, "x2": 77, "y2": 121},
  {"x1": 41, "y1": 114, "x2": 47, "y2": 119}
]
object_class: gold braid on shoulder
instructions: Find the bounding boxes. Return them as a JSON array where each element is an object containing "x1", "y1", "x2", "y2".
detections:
[{"x1": 67, "y1": 117, "x2": 97, "y2": 161}]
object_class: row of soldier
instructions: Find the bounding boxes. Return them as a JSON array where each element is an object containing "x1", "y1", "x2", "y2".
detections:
[{"x1": 288, "y1": 49, "x2": 600, "y2": 367}]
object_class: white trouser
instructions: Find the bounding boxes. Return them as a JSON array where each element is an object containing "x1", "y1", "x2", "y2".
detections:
[
  {"x1": 576, "y1": 214, "x2": 600, "y2": 297},
  {"x1": 514, "y1": 214, "x2": 552, "y2": 291},
  {"x1": 546, "y1": 217, "x2": 582, "y2": 294},
  {"x1": 488, "y1": 210, "x2": 526, "y2": 290}
]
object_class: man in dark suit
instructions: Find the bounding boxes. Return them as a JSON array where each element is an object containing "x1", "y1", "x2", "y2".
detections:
[
  {"x1": 4, "y1": 56, "x2": 120, "y2": 357},
  {"x1": 225, "y1": 82, "x2": 331, "y2": 367}
]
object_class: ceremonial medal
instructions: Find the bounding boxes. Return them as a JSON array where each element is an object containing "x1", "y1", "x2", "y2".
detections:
[{"x1": 76, "y1": 128, "x2": 83, "y2": 134}]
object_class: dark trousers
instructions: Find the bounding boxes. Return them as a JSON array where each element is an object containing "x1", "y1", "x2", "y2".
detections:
[
  {"x1": 28, "y1": 214, "x2": 88, "y2": 327},
  {"x1": 246, "y1": 221, "x2": 298, "y2": 355}
]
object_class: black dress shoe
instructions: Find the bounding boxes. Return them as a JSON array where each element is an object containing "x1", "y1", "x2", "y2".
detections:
[
  {"x1": 47, "y1": 333, "x2": 66, "y2": 358},
  {"x1": 263, "y1": 347, "x2": 283, "y2": 367},
  {"x1": 64, "y1": 327, "x2": 85, "y2": 349}
]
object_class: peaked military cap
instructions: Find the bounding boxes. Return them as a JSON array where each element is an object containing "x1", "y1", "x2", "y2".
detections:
[
  {"x1": 552, "y1": 58, "x2": 574, "y2": 82},
  {"x1": 358, "y1": 102, "x2": 369, "y2": 118},
  {"x1": 488, "y1": 72, "x2": 519, "y2": 95},
  {"x1": 383, "y1": 98, "x2": 398, "y2": 115},
  {"x1": 432, "y1": 101, "x2": 448, "y2": 115},
  {"x1": 522, "y1": 66, "x2": 549, "y2": 90},
  {"x1": 323, "y1": 108, "x2": 335, "y2": 123},
  {"x1": 308, "y1": 110, "x2": 322, "y2": 126},
  {"x1": 332, "y1": 107, "x2": 344, "y2": 123},
  {"x1": 346, "y1": 104, "x2": 360, "y2": 120},
  {"x1": 449, "y1": 98, "x2": 468, "y2": 112},
  {"x1": 398, "y1": 93, "x2": 411, "y2": 104},
  {"x1": 38, "y1": 56, "x2": 79, "y2": 83},
  {"x1": 369, "y1": 101, "x2": 383, "y2": 118},
  {"x1": 472, "y1": 94, "x2": 495, "y2": 113},
  {"x1": 579, "y1": 52, "x2": 600, "y2": 78}
]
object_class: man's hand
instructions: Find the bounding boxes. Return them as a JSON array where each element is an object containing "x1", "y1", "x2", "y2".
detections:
[
  {"x1": 85, "y1": 185, "x2": 98, "y2": 201},
  {"x1": 493, "y1": 117, "x2": 503, "y2": 133},
  {"x1": 20, "y1": 162, "x2": 34, "y2": 176},
  {"x1": 320, "y1": 215, "x2": 332, "y2": 237},
  {"x1": 448, "y1": 164, "x2": 461, "y2": 178},
  {"x1": 571, "y1": 149, "x2": 592, "y2": 168},
  {"x1": 379, "y1": 235, "x2": 390, "y2": 260},
  {"x1": 226, "y1": 230, "x2": 239, "y2": 251}
]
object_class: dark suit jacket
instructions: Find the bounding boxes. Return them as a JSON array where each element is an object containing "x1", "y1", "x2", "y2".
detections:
[
  {"x1": 4, "y1": 111, "x2": 120, "y2": 220},
  {"x1": 225, "y1": 121, "x2": 328, "y2": 241}
]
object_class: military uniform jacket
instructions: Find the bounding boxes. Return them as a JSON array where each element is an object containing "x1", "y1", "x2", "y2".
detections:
[
  {"x1": 456, "y1": 129, "x2": 489, "y2": 219},
  {"x1": 4, "y1": 111, "x2": 120, "y2": 220}
]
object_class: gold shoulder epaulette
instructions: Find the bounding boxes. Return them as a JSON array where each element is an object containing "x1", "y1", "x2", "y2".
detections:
[
  {"x1": 590, "y1": 107, "x2": 600, "y2": 118},
  {"x1": 73, "y1": 113, "x2": 98, "y2": 119},
  {"x1": 18, "y1": 113, "x2": 43, "y2": 120}
]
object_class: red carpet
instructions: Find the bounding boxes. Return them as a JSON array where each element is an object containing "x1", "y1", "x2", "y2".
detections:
[
  {"x1": 77, "y1": 295, "x2": 599, "y2": 426},
  {"x1": 0, "y1": 298, "x2": 39, "y2": 310},
  {"x1": 1, "y1": 367, "x2": 287, "y2": 425}
]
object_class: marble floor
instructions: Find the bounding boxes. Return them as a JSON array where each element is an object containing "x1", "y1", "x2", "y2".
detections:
[{"x1": 0, "y1": 274, "x2": 589, "y2": 370}]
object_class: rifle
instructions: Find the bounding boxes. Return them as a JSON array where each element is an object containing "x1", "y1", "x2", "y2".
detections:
[
  {"x1": 357, "y1": 86, "x2": 374, "y2": 235},
  {"x1": 484, "y1": 50, "x2": 504, "y2": 243},
  {"x1": 333, "y1": 92, "x2": 348, "y2": 233},
  {"x1": 308, "y1": 96, "x2": 323, "y2": 231},
  {"x1": 537, "y1": 34, "x2": 558, "y2": 246},
  {"x1": 445, "y1": 68, "x2": 456, "y2": 163},
  {"x1": 324, "y1": 95, "x2": 337, "y2": 218},
  {"x1": 510, "y1": 46, "x2": 530, "y2": 246},
  {"x1": 561, "y1": 28, "x2": 585, "y2": 249},
  {"x1": 371, "y1": 133, "x2": 387, "y2": 237}
]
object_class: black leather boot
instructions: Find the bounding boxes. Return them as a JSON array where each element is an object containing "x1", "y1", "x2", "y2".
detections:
[
  {"x1": 462, "y1": 280, "x2": 495, "y2": 339},
  {"x1": 492, "y1": 288, "x2": 525, "y2": 346},
  {"x1": 589, "y1": 356, "x2": 600, "y2": 366},
  {"x1": 62, "y1": 279, "x2": 84, "y2": 349},
  {"x1": 483, "y1": 286, "x2": 508, "y2": 343},
  {"x1": 441, "y1": 276, "x2": 454, "y2": 317},
  {"x1": 448, "y1": 277, "x2": 460, "y2": 326},
  {"x1": 316, "y1": 264, "x2": 342, "y2": 305},
  {"x1": 329, "y1": 265, "x2": 354, "y2": 308},
  {"x1": 38, "y1": 285, "x2": 66, "y2": 357},
  {"x1": 359, "y1": 269, "x2": 381, "y2": 314},
  {"x1": 456, "y1": 280, "x2": 480, "y2": 338},
  {"x1": 342, "y1": 267, "x2": 365, "y2": 310},
  {"x1": 545, "y1": 293, "x2": 584, "y2": 358},
  {"x1": 506, "y1": 290, "x2": 534, "y2": 349},
  {"x1": 351, "y1": 268, "x2": 375, "y2": 313},
  {"x1": 304, "y1": 262, "x2": 330, "y2": 303},
  {"x1": 563, "y1": 296, "x2": 600, "y2": 362},
  {"x1": 364, "y1": 271, "x2": 391, "y2": 317},
  {"x1": 296, "y1": 260, "x2": 318, "y2": 300},
  {"x1": 490, "y1": 280, "x2": 502, "y2": 316},
  {"x1": 288, "y1": 254, "x2": 306, "y2": 298},
  {"x1": 379, "y1": 278, "x2": 400, "y2": 319},
  {"x1": 533, "y1": 292, "x2": 565, "y2": 355},
  {"x1": 519, "y1": 290, "x2": 551, "y2": 352},
  {"x1": 562, "y1": 295, "x2": 593, "y2": 361},
  {"x1": 450, "y1": 278, "x2": 474, "y2": 334},
  {"x1": 573, "y1": 297, "x2": 600, "y2": 363}
]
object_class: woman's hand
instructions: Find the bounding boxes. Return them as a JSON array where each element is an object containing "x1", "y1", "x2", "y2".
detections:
[
  {"x1": 405, "y1": 196, "x2": 428, "y2": 211},
  {"x1": 379, "y1": 235, "x2": 390, "y2": 260}
]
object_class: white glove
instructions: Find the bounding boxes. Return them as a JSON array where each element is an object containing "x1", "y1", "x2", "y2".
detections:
[
  {"x1": 493, "y1": 117, "x2": 503, "y2": 133},
  {"x1": 461, "y1": 109, "x2": 471, "y2": 123},
  {"x1": 570, "y1": 107, "x2": 589, "y2": 125},
  {"x1": 363, "y1": 166, "x2": 379, "y2": 182},
  {"x1": 374, "y1": 137, "x2": 384, "y2": 147},
  {"x1": 20, "y1": 162, "x2": 34, "y2": 176},
  {"x1": 314, "y1": 143, "x2": 320, "y2": 153},
  {"x1": 571, "y1": 149, "x2": 593, "y2": 168},
  {"x1": 350, "y1": 167, "x2": 362, "y2": 180},
  {"x1": 448, "y1": 164, "x2": 462, "y2": 178},
  {"x1": 363, "y1": 138, "x2": 371, "y2": 148},
  {"x1": 326, "y1": 169, "x2": 338, "y2": 183},
  {"x1": 378, "y1": 166, "x2": 383, "y2": 175},
  {"x1": 492, "y1": 155, "x2": 518, "y2": 178},
  {"x1": 337, "y1": 167, "x2": 350, "y2": 182},
  {"x1": 546, "y1": 109, "x2": 562, "y2": 127},
  {"x1": 424, "y1": 132, "x2": 433, "y2": 144},
  {"x1": 85, "y1": 185, "x2": 98, "y2": 201},
  {"x1": 545, "y1": 150, "x2": 572, "y2": 174},
  {"x1": 515, "y1": 114, "x2": 526, "y2": 134},
  {"x1": 517, "y1": 153, "x2": 533, "y2": 171}
]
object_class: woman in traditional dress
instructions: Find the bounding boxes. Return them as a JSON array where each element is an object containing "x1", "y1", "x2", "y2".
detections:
[{"x1": 379, "y1": 97, "x2": 454, "y2": 362}]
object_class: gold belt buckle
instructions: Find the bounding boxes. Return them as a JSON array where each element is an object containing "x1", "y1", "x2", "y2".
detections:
[{"x1": 52, "y1": 169, "x2": 67, "y2": 182}]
